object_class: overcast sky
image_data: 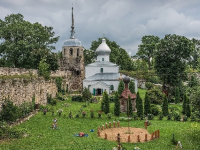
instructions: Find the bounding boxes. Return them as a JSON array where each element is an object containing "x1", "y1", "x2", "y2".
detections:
[{"x1": 1, "y1": 0, "x2": 200, "y2": 56}]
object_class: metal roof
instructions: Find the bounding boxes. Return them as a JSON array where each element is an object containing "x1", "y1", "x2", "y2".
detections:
[
  {"x1": 84, "y1": 73, "x2": 122, "y2": 81},
  {"x1": 63, "y1": 38, "x2": 82, "y2": 47},
  {"x1": 87, "y1": 61, "x2": 118, "y2": 67},
  {"x1": 96, "y1": 39, "x2": 111, "y2": 55}
]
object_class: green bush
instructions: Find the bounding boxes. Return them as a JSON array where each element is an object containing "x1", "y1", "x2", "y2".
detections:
[
  {"x1": 71, "y1": 95, "x2": 83, "y2": 102},
  {"x1": 145, "y1": 82, "x2": 154, "y2": 90},
  {"x1": 173, "y1": 111, "x2": 181, "y2": 121},
  {"x1": 159, "y1": 113, "x2": 164, "y2": 120},
  {"x1": 147, "y1": 75, "x2": 161, "y2": 84},
  {"x1": 151, "y1": 105, "x2": 160, "y2": 116},
  {"x1": 147, "y1": 88, "x2": 163, "y2": 104},
  {"x1": 183, "y1": 116, "x2": 188, "y2": 121},
  {"x1": 167, "y1": 113, "x2": 172, "y2": 120},
  {"x1": 109, "y1": 96, "x2": 115, "y2": 103},
  {"x1": 190, "y1": 113, "x2": 196, "y2": 121},
  {"x1": 147, "y1": 114, "x2": 154, "y2": 120}
]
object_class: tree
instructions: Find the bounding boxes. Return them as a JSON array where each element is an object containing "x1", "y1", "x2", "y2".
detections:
[
  {"x1": 129, "y1": 80, "x2": 135, "y2": 93},
  {"x1": 38, "y1": 59, "x2": 50, "y2": 80},
  {"x1": 136, "y1": 91, "x2": 140, "y2": 111},
  {"x1": 118, "y1": 79, "x2": 125, "y2": 95},
  {"x1": 102, "y1": 91, "x2": 110, "y2": 114},
  {"x1": 146, "y1": 88, "x2": 163, "y2": 104},
  {"x1": 85, "y1": 37, "x2": 134, "y2": 70},
  {"x1": 136, "y1": 35, "x2": 160, "y2": 70},
  {"x1": 186, "y1": 97, "x2": 191, "y2": 118},
  {"x1": 155, "y1": 34, "x2": 194, "y2": 90},
  {"x1": 190, "y1": 87, "x2": 200, "y2": 114},
  {"x1": 144, "y1": 92, "x2": 151, "y2": 116},
  {"x1": 182, "y1": 94, "x2": 187, "y2": 115},
  {"x1": 114, "y1": 92, "x2": 120, "y2": 116},
  {"x1": 82, "y1": 87, "x2": 92, "y2": 105},
  {"x1": 188, "y1": 75, "x2": 199, "y2": 87},
  {"x1": 175, "y1": 87, "x2": 180, "y2": 104},
  {"x1": 136, "y1": 92, "x2": 143, "y2": 117},
  {"x1": 162, "y1": 94, "x2": 169, "y2": 116},
  {"x1": 0, "y1": 13, "x2": 59, "y2": 68},
  {"x1": 127, "y1": 95, "x2": 133, "y2": 117}
]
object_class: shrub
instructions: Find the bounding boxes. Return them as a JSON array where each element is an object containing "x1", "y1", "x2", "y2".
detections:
[
  {"x1": 167, "y1": 113, "x2": 172, "y2": 120},
  {"x1": 190, "y1": 113, "x2": 196, "y2": 121},
  {"x1": 144, "y1": 92, "x2": 151, "y2": 116},
  {"x1": 145, "y1": 82, "x2": 154, "y2": 90},
  {"x1": 158, "y1": 113, "x2": 164, "y2": 120},
  {"x1": 71, "y1": 95, "x2": 83, "y2": 102},
  {"x1": 114, "y1": 92, "x2": 120, "y2": 116},
  {"x1": 55, "y1": 77, "x2": 63, "y2": 93},
  {"x1": 147, "y1": 114, "x2": 154, "y2": 120},
  {"x1": 173, "y1": 111, "x2": 181, "y2": 121},
  {"x1": 129, "y1": 80, "x2": 135, "y2": 93},
  {"x1": 151, "y1": 105, "x2": 160, "y2": 116},
  {"x1": 90, "y1": 110, "x2": 94, "y2": 118},
  {"x1": 109, "y1": 96, "x2": 115, "y2": 103},
  {"x1": 162, "y1": 94, "x2": 169, "y2": 116},
  {"x1": 183, "y1": 116, "x2": 188, "y2": 121},
  {"x1": 118, "y1": 79, "x2": 124, "y2": 95},
  {"x1": 147, "y1": 88, "x2": 163, "y2": 104}
]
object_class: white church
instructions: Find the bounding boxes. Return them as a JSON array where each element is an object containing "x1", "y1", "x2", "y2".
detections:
[{"x1": 83, "y1": 38, "x2": 137, "y2": 95}]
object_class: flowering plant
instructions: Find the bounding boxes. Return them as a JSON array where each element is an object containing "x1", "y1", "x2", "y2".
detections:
[{"x1": 43, "y1": 109, "x2": 47, "y2": 115}]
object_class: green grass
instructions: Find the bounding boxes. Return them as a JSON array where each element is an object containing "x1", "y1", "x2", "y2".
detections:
[{"x1": 0, "y1": 98, "x2": 200, "y2": 150}]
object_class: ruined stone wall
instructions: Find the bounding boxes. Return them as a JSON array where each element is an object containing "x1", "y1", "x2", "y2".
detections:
[
  {"x1": 0, "y1": 77, "x2": 57, "y2": 111},
  {"x1": 0, "y1": 67, "x2": 38, "y2": 76}
]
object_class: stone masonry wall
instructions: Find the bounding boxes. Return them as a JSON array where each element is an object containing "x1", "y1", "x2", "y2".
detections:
[{"x1": 0, "y1": 77, "x2": 57, "y2": 111}]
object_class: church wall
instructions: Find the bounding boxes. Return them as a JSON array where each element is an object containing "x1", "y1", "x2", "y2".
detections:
[
  {"x1": 97, "y1": 55, "x2": 109, "y2": 62},
  {"x1": 85, "y1": 66, "x2": 119, "y2": 78}
]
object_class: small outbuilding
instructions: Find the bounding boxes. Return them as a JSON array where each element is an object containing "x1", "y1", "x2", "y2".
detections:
[{"x1": 120, "y1": 76, "x2": 137, "y2": 112}]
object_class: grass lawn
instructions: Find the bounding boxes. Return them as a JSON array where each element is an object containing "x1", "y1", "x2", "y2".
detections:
[{"x1": 0, "y1": 95, "x2": 200, "y2": 150}]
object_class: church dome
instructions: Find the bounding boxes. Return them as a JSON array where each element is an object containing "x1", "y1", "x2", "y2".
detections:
[
  {"x1": 96, "y1": 39, "x2": 111, "y2": 55},
  {"x1": 63, "y1": 38, "x2": 82, "y2": 47}
]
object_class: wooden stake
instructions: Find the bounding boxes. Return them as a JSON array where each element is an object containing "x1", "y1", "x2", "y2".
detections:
[
  {"x1": 104, "y1": 133, "x2": 107, "y2": 139},
  {"x1": 151, "y1": 132, "x2": 154, "y2": 140},
  {"x1": 137, "y1": 135, "x2": 140, "y2": 142},
  {"x1": 145, "y1": 134, "x2": 147, "y2": 141},
  {"x1": 128, "y1": 135, "x2": 130, "y2": 142}
]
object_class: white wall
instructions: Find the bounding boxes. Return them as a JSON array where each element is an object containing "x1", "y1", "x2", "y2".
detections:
[
  {"x1": 85, "y1": 66, "x2": 119, "y2": 78},
  {"x1": 97, "y1": 55, "x2": 109, "y2": 62}
]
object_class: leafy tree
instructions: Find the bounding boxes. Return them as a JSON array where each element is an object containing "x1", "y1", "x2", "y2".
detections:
[
  {"x1": 82, "y1": 87, "x2": 92, "y2": 106},
  {"x1": 136, "y1": 91, "x2": 140, "y2": 111},
  {"x1": 162, "y1": 94, "x2": 169, "y2": 116},
  {"x1": 175, "y1": 87, "x2": 180, "y2": 104},
  {"x1": 38, "y1": 59, "x2": 50, "y2": 80},
  {"x1": 102, "y1": 91, "x2": 110, "y2": 114},
  {"x1": 86, "y1": 37, "x2": 134, "y2": 70},
  {"x1": 144, "y1": 92, "x2": 151, "y2": 116},
  {"x1": 155, "y1": 34, "x2": 194, "y2": 90},
  {"x1": 136, "y1": 35, "x2": 160, "y2": 70},
  {"x1": 127, "y1": 95, "x2": 133, "y2": 117},
  {"x1": 190, "y1": 87, "x2": 200, "y2": 114},
  {"x1": 129, "y1": 80, "x2": 135, "y2": 93},
  {"x1": 114, "y1": 92, "x2": 120, "y2": 116},
  {"x1": 136, "y1": 92, "x2": 143, "y2": 117},
  {"x1": 0, "y1": 13, "x2": 59, "y2": 68},
  {"x1": 118, "y1": 79, "x2": 125, "y2": 95}
]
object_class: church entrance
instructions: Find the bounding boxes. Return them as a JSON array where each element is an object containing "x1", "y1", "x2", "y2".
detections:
[{"x1": 96, "y1": 88, "x2": 102, "y2": 95}]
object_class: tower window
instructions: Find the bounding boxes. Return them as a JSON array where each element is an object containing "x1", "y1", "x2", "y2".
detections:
[
  {"x1": 70, "y1": 48, "x2": 73, "y2": 55},
  {"x1": 77, "y1": 48, "x2": 79, "y2": 56},
  {"x1": 76, "y1": 71, "x2": 80, "y2": 75},
  {"x1": 102, "y1": 58, "x2": 104, "y2": 61},
  {"x1": 64, "y1": 48, "x2": 66, "y2": 55},
  {"x1": 100, "y1": 68, "x2": 103, "y2": 73}
]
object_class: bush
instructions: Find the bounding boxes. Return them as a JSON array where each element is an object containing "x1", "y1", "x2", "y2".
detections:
[
  {"x1": 173, "y1": 111, "x2": 181, "y2": 121},
  {"x1": 147, "y1": 114, "x2": 154, "y2": 120},
  {"x1": 109, "y1": 96, "x2": 115, "y2": 103},
  {"x1": 147, "y1": 75, "x2": 161, "y2": 84},
  {"x1": 167, "y1": 113, "x2": 172, "y2": 120},
  {"x1": 183, "y1": 116, "x2": 188, "y2": 121},
  {"x1": 71, "y1": 95, "x2": 83, "y2": 102},
  {"x1": 151, "y1": 105, "x2": 160, "y2": 116},
  {"x1": 158, "y1": 113, "x2": 164, "y2": 120},
  {"x1": 145, "y1": 82, "x2": 154, "y2": 90},
  {"x1": 190, "y1": 113, "x2": 196, "y2": 121},
  {"x1": 56, "y1": 93, "x2": 65, "y2": 101},
  {"x1": 147, "y1": 88, "x2": 163, "y2": 104}
]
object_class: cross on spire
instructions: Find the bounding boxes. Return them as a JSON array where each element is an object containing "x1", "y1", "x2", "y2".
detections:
[{"x1": 70, "y1": 5, "x2": 75, "y2": 39}]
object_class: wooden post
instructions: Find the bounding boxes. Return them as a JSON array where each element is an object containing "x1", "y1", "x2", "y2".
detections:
[
  {"x1": 145, "y1": 122, "x2": 147, "y2": 129},
  {"x1": 151, "y1": 132, "x2": 154, "y2": 140},
  {"x1": 128, "y1": 135, "x2": 130, "y2": 143},
  {"x1": 113, "y1": 121, "x2": 116, "y2": 128},
  {"x1": 145, "y1": 134, "x2": 147, "y2": 141},
  {"x1": 105, "y1": 122, "x2": 108, "y2": 128},
  {"x1": 104, "y1": 133, "x2": 107, "y2": 139},
  {"x1": 109, "y1": 122, "x2": 111, "y2": 128},
  {"x1": 117, "y1": 120, "x2": 120, "y2": 127},
  {"x1": 102, "y1": 125, "x2": 104, "y2": 130},
  {"x1": 157, "y1": 130, "x2": 160, "y2": 138},
  {"x1": 97, "y1": 130, "x2": 100, "y2": 137},
  {"x1": 137, "y1": 135, "x2": 140, "y2": 142}
]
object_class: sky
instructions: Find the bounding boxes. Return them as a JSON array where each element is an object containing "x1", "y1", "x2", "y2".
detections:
[{"x1": 1, "y1": 0, "x2": 200, "y2": 56}]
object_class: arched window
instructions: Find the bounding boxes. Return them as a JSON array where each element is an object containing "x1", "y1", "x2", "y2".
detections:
[
  {"x1": 77, "y1": 48, "x2": 79, "y2": 56},
  {"x1": 102, "y1": 58, "x2": 104, "y2": 61},
  {"x1": 110, "y1": 85, "x2": 114, "y2": 90},
  {"x1": 70, "y1": 48, "x2": 73, "y2": 55},
  {"x1": 100, "y1": 68, "x2": 103, "y2": 73}
]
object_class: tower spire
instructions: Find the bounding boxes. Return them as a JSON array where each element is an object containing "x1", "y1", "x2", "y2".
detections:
[{"x1": 70, "y1": 6, "x2": 75, "y2": 39}]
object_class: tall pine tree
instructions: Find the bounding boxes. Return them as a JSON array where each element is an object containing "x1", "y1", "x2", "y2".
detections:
[
  {"x1": 175, "y1": 87, "x2": 180, "y2": 104},
  {"x1": 136, "y1": 91, "x2": 140, "y2": 111},
  {"x1": 118, "y1": 79, "x2": 125, "y2": 95},
  {"x1": 182, "y1": 94, "x2": 187, "y2": 114},
  {"x1": 103, "y1": 91, "x2": 110, "y2": 114},
  {"x1": 137, "y1": 93, "x2": 143, "y2": 117},
  {"x1": 186, "y1": 96, "x2": 191, "y2": 117},
  {"x1": 162, "y1": 94, "x2": 169, "y2": 116},
  {"x1": 129, "y1": 80, "x2": 135, "y2": 93},
  {"x1": 144, "y1": 92, "x2": 151, "y2": 116},
  {"x1": 114, "y1": 92, "x2": 120, "y2": 116},
  {"x1": 127, "y1": 95, "x2": 133, "y2": 117}
]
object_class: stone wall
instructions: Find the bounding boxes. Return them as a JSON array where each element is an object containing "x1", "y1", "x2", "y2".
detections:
[
  {"x1": 0, "y1": 67, "x2": 38, "y2": 76},
  {"x1": 0, "y1": 77, "x2": 57, "y2": 111}
]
